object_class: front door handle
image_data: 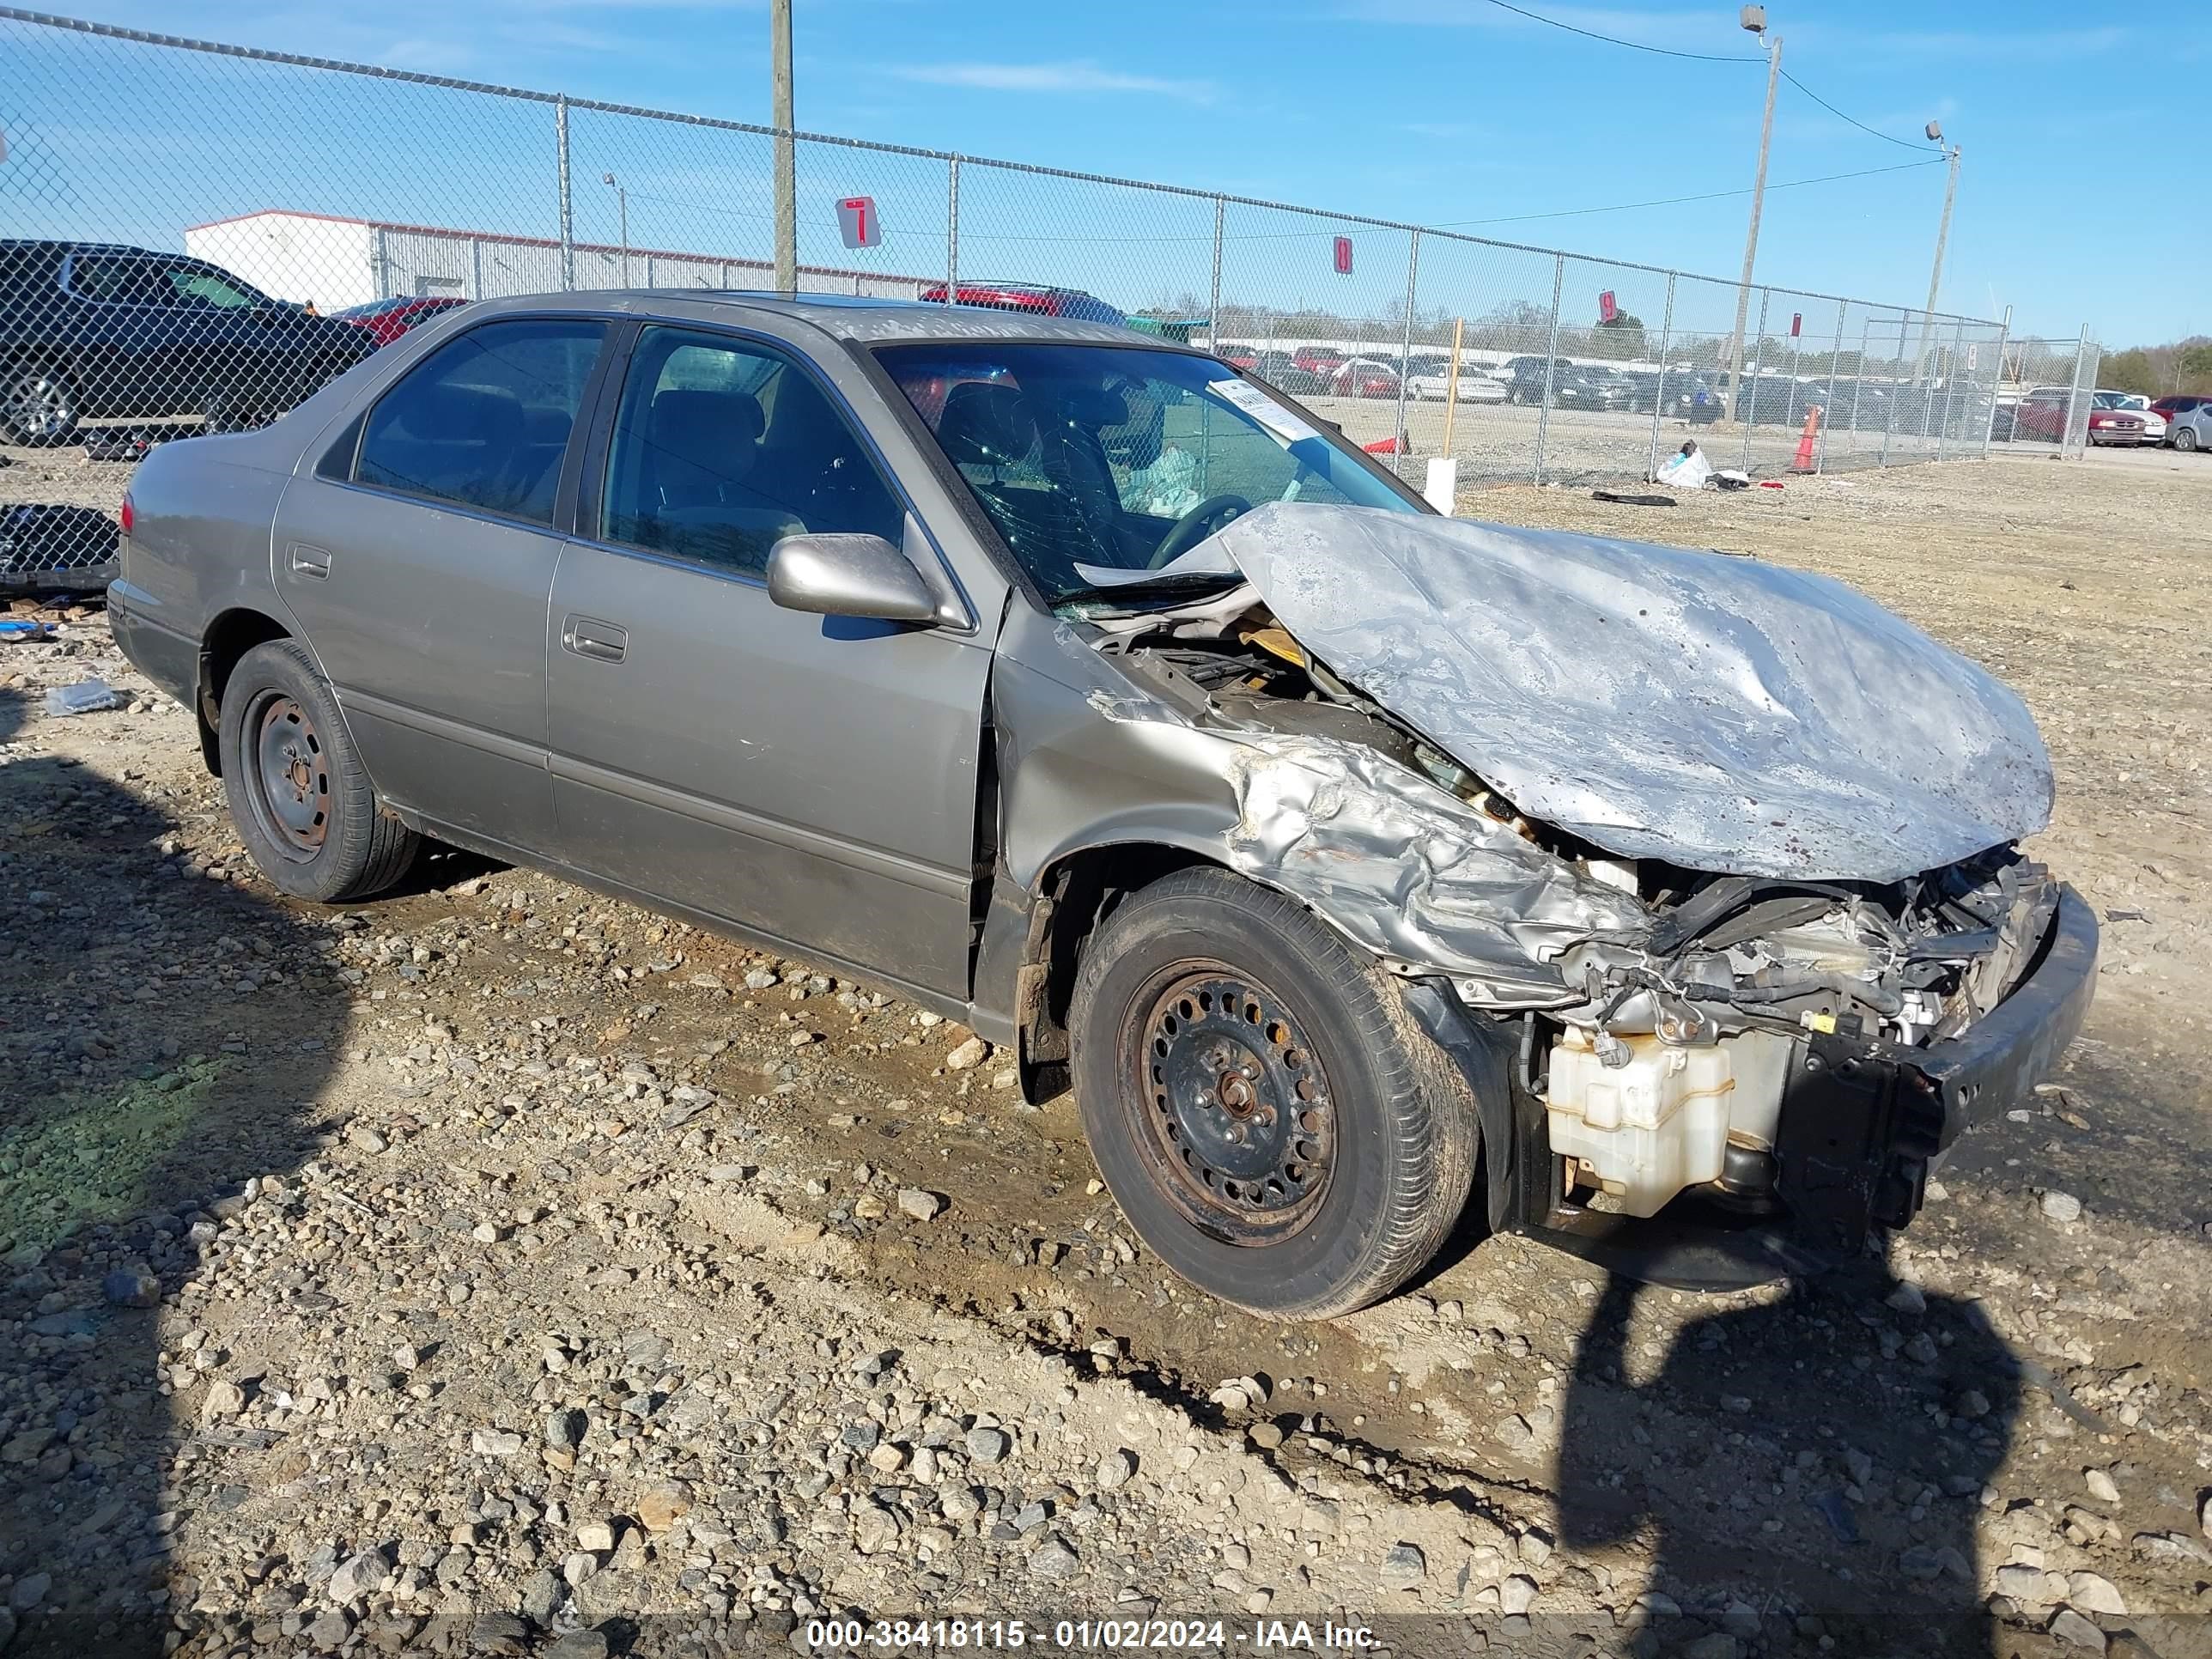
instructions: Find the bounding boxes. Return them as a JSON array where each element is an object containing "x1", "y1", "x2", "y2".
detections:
[
  {"x1": 562, "y1": 615, "x2": 627, "y2": 663},
  {"x1": 287, "y1": 542, "x2": 331, "y2": 580}
]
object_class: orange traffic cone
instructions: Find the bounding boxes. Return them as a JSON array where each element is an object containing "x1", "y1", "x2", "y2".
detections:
[{"x1": 1790, "y1": 405, "x2": 1823, "y2": 472}]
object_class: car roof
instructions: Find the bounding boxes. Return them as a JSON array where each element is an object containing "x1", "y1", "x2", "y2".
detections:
[{"x1": 457, "y1": 289, "x2": 1165, "y2": 349}]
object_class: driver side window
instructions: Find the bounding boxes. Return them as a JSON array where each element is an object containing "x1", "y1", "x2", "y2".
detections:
[{"x1": 599, "y1": 327, "x2": 905, "y2": 578}]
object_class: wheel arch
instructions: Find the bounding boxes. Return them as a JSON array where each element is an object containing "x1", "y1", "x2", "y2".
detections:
[{"x1": 197, "y1": 605, "x2": 296, "y2": 776}]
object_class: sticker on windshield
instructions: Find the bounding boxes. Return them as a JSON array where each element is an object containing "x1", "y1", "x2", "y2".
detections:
[{"x1": 1203, "y1": 378, "x2": 1321, "y2": 446}]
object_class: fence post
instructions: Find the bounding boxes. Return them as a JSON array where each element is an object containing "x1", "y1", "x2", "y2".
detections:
[
  {"x1": 1816, "y1": 298, "x2": 1844, "y2": 472},
  {"x1": 2061, "y1": 325, "x2": 2088, "y2": 460},
  {"x1": 1533, "y1": 253, "x2": 1565, "y2": 485},
  {"x1": 469, "y1": 236, "x2": 483, "y2": 301},
  {"x1": 1647, "y1": 272, "x2": 1675, "y2": 483},
  {"x1": 1880, "y1": 313, "x2": 1905, "y2": 467},
  {"x1": 1849, "y1": 313, "x2": 1869, "y2": 456},
  {"x1": 1917, "y1": 318, "x2": 1941, "y2": 451},
  {"x1": 556, "y1": 94, "x2": 574, "y2": 292},
  {"x1": 1740, "y1": 288, "x2": 1769, "y2": 472},
  {"x1": 1936, "y1": 316, "x2": 1965, "y2": 459},
  {"x1": 371, "y1": 225, "x2": 389, "y2": 301},
  {"x1": 1982, "y1": 305, "x2": 2010, "y2": 458},
  {"x1": 944, "y1": 155, "x2": 960, "y2": 306},
  {"x1": 1394, "y1": 228, "x2": 1419, "y2": 459},
  {"x1": 1207, "y1": 195, "x2": 1225, "y2": 355}
]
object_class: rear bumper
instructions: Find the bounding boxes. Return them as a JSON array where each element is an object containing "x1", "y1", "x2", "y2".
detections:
[{"x1": 106, "y1": 577, "x2": 200, "y2": 708}]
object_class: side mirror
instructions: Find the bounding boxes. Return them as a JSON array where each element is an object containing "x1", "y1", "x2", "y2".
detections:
[{"x1": 766, "y1": 533, "x2": 939, "y2": 624}]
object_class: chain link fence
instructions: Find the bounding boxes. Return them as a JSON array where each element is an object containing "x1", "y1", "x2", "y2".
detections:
[{"x1": 2, "y1": 7, "x2": 2069, "y2": 586}]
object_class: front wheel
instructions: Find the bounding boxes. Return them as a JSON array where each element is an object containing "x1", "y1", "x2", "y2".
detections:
[
  {"x1": 2176, "y1": 428, "x2": 2199, "y2": 453},
  {"x1": 1069, "y1": 867, "x2": 1479, "y2": 1319},
  {"x1": 219, "y1": 639, "x2": 419, "y2": 902}
]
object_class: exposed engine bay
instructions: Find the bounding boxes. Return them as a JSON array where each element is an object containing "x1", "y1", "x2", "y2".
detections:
[{"x1": 1073, "y1": 581, "x2": 2069, "y2": 1261}]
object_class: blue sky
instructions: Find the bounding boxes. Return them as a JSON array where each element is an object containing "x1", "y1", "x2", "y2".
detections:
[{"x1": 17, "y1": 0, "x2": 2210, "y2": 343}]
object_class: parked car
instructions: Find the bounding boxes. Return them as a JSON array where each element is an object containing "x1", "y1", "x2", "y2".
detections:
[
  {"x1": 0, "y1": 239, "x2": 375, "y2": 444},
  {"x1": 1291, "y1": 345, "x2": 1346, "y2": 374},
  {"x1": 1500, "y1": 356, "x2": 1632, "y2": 410},
  {"x1": 331, "y1": 295, "x2": 468, "y2": 349},
  {"x1": 2086, "y1": 397, "x2": 2151, "y2": 447},
  {"x1": 1999, "y1": 387, "x2": 2072, "y2": 443},
  {"x1": 1406, "y1": 363, "x2": 1507, "y2": 404},
  {"x1": 915, "y1": 281, "x2": 1125, "y2": 325},
  {"x1": 1216, "y1": 343, "x2": 1262, "y2": 372},
  {"x1": 1620, "y1": 368, "x2": 1723, "y2": 424},
  {"x1": 1327, "y1": 357, "x2": 1401, "y2": 399},
  {"x1": 2169, "y1": 401, "x2": 2212, "y2": 453},
  {"x1": 2149, "y1": 393, "x2": 2208, "y2": 442},
  {"x1": 110, "y1": 293, "x2": 2096, "y2": 1317},
  {"x1": 2092, "y1": 391, "x2": 2163, "y2": 445}
]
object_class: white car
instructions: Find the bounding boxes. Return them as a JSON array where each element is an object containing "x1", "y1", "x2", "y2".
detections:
[{"x1": 1407, "y1": 366, "x2": 1508, "y2": 404}]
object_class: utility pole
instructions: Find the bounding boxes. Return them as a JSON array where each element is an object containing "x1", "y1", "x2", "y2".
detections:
[
  {"x1": 771, "y1": 0, "x2": 796, "y2": 295},
  {"x1": 603, "y1": 173, "x2": 629, "y2": 285},
  {"x1": 1915, "y1": 129, "x2": 1960, "y2": 375},
  {"x1": 1719, "y1": 7, "x2": 1780, "y2": 424}
]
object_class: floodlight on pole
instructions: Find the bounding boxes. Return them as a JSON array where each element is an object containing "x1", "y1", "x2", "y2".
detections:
[{"x1": 602, "y1": 172, "x2": 629, "y2": 286}]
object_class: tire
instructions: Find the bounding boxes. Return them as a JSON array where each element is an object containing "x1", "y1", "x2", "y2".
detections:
[
  {"x1": 1068, "y1": 866, "x2": 1479, "y2": 1319},
  {"x1": 218, "y1": 638, "x2": 419, "y2": 902},
  {"x1": 2177, "y1": 428, "x2": 2199, "y2": 453},
  {"x1": 0, "y1": 360, "x2": 80, "y2": 447}
]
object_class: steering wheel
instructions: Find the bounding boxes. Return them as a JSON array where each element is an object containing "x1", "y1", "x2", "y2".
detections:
[{"x1": 1148, "y1": 494, "x2": 1254, "y2": 568}]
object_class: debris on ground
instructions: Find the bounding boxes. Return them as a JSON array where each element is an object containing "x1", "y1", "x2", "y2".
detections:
[{"x1": 43, "y1": 675, "x2": 125, "y2": 715}]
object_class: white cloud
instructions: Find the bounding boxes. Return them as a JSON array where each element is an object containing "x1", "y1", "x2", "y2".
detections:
[{"x1": 890, "y1": 59, "x2": 1217, "y2": 102}]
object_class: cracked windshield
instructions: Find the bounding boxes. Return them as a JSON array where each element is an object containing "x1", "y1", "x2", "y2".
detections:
[{"x1": 878, "y1": 343, "x2": 1420, "y2": 600}]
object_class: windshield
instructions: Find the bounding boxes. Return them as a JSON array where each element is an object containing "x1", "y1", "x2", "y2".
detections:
[{"x1": 877, "y1": 343, "x2": 1425, "y2": 603}]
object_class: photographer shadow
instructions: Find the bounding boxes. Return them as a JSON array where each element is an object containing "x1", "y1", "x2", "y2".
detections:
[
  {"x1": 1559, "y1": 1255, "x2": 2024, "y2": 1657},
  {"x1": 0, "y1": 684, "x2": 346, "y2": 1654}
]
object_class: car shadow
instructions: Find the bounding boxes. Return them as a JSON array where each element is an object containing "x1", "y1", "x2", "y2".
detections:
[
  {"x1": 1557, "y1": 1252, "x2": 2023, "y2": 1656},
  {"x1": 0, "y1": 685, "x2": 347, "y2": 1655}
]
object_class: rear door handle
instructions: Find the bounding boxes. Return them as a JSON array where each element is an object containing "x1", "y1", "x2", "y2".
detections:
[
  {"x1": 562, "y1": 615, "x2": 627, "y2": 663},
  {"x1": 287, "y1": 542, "x2": 331, "y2": 580}
]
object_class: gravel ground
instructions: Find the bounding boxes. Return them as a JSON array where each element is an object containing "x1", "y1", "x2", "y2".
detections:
[{"x1": 2, "y1": 453, "x2": 2209, "y2": 1659}]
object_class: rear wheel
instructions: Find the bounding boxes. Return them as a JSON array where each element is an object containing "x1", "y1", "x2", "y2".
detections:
[
  {"x1": 0, "y1": 361, "x2": 79, "y2": 446},
  {"x1": 1069, "y1": 867, "x2": 1478, "y2": 1319},
  {"x1": 219, "y1": 639, "x2": 419, "y2": 902}
]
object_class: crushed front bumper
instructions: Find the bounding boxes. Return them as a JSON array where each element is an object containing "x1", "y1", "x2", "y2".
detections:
[
  {"x1": 1772, "y1": 884, "x2": 2099, "y2": 1255},
  {"x1": 1493, "y1": 885, "x2": 2100, "y2": 1287}
]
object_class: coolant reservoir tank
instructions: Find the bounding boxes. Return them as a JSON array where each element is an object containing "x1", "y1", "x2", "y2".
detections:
[{"x1": 1544, "y1": 1029, "x2": 1735, "y2": 1218}]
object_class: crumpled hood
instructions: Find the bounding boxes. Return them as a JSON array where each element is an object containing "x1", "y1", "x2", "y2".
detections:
[{"x1": 1206, "y1": 502, "x2": 2053, "y2": 883}]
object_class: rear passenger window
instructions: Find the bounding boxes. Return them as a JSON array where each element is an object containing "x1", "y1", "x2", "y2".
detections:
[{"x1": 355, "y1": 319, "x2": 605, "y2": 526}]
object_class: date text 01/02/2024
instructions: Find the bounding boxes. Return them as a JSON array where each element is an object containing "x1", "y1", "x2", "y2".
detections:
[{"x1": 800, "y1": 1618, "x2": 1383, "y2": 1649}]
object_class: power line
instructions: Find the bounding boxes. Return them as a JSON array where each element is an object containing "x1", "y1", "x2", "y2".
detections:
[
  {"x1": 1478, "y1": 0, "x2": 1947, "y2": 155},
  {"x1": 1435, "y1": 156, "x2": 1946, "y2": 228},
  {"x1": 1782, "y1": 69, "x2": 1946, "y2": 152},
  {"x1": 1475, "y1": 0, "x2": 1758, "y2": 62}
]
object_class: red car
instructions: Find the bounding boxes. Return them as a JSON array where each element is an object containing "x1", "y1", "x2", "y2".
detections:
[
  {"x1": 2087, "y1": 404, "x2": 2149, "y2": 447},
  {"x1": 1291, "y1": 345, "x2": 1346, "y2": 373},
  {"x1": 914, "y1": 282, "x2": 1124, "y2": 324},
  {"x1": 1217, "y1": 344, "x2": 1261, "y2": 371},
  {"x1": 331, "y1": 295, "x2": 467, "y2": 348},
  {"x1": 1328, "y1": 357, "x2": 1401, "y2": 399}
]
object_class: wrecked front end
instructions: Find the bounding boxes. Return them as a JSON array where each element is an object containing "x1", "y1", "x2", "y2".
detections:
[{"x1": 1000, "y1": 503, "x2": 2098, "y2": 1282}]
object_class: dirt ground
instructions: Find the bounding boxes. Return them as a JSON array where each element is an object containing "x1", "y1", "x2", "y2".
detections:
[{"x1": 2, "y1": 451, "x2": 2209, "y2": 1659}]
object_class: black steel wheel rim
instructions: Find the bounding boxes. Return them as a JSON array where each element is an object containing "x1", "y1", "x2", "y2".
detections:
[
  {"x1": 1121, "y1": 963, "x2": 1336, "y2": 1244},
  {"x1": 247, "y1": 691, "x2": 330, "y2": 860}
]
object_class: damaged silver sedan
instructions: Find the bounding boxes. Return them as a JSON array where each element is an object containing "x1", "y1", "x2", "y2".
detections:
[{"x1": 109, "y1": 294, "x2": 2097, "y2": 1317}]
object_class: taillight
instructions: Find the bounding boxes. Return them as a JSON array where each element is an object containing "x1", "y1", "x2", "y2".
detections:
[{"x1": 119, "y1": 493, "x2": 135, "y2": 537}]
